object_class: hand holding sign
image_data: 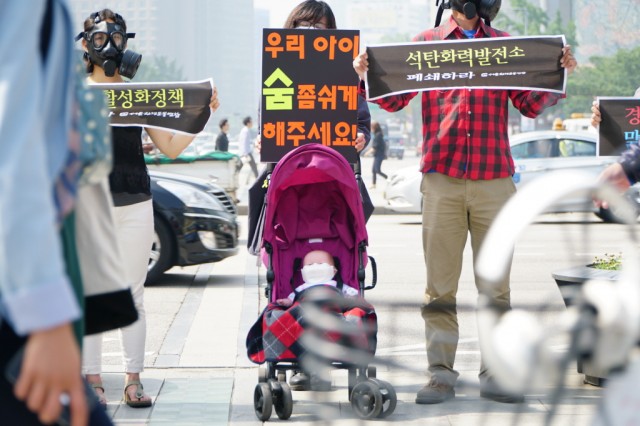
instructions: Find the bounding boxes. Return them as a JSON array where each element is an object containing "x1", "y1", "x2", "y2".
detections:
[
  {"x1": 209, "y1": 86, "x2": 220, "y2": 113},
  {"x1": 591, "y1": 100, "x2": 602, "y2": 128},
  {"x1": 560, "y1": 45, "x2": 577, "y2": 75},
  {"x1": 353, "y1": 51, "x2": 368, "y2": 80}
]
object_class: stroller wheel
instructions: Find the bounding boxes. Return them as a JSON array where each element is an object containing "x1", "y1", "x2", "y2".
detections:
[
  {"x1": 367, "y1": 365, "x2": 377, "y2": 378},
  {"x1": 254, "y1": 382, "x2": 273, "y2": 421},
  {"x1": 370, "y1": 379, "x2": 397, "y2": 418},
  {"x1": 258, "y1": 366, "x2": 268, "y2": 383},
  {"x1": 273, "y1": 382, "x2": 293, "y2": 420},
  {"x1": 347, "y1": 368, "x2": 357, "y2": 400},
  {"x1": 350, "y1": 380, "x2": 383, "y2": 419}
]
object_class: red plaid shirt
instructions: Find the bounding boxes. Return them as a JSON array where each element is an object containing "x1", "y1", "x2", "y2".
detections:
[{"x1": 364, "y1": 16, "x2": 565, "y2": 180}]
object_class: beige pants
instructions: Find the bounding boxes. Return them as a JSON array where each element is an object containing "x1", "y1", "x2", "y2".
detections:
[{"x1": 420, "y1": 173, "x2": 516, "y2": 386}]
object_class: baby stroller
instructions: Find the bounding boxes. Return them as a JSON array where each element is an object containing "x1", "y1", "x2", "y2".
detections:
[{"x1": 246, "y1": 144, "x2": 397, "y2": 421}]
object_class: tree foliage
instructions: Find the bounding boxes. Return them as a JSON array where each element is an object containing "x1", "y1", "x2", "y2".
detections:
[
  {"x1": 493, "y1": 0, "x2": 578, "y2": 48},
  {"x1": 561, "y1": 45, "x2": 640, "y2": 114}
]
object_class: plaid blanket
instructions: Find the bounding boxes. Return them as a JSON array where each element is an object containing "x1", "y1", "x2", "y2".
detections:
[{"x1": 246, "y1": 286, "x2": 377, "y2": 364}]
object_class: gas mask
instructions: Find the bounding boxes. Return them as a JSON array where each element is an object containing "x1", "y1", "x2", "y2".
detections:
[
  {"x1": 301, "y1": 263, "x2": 336, "y2": 284},
  {"x1": 76, "y1": 20, "x2": 142, "y2": 78},
  {"x1": 434, "y1": 0, "x2": 501, "y2": 27}
]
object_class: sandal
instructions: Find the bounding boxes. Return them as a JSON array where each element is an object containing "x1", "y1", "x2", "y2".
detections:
[
  {"x1": 123, "y1": 380, "x2": 152, "y2": 408},
  {"x1": 90, "y1": 382, "x2": 107, "y2": 407}
]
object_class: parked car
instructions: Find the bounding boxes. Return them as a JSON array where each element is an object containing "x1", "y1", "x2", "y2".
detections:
[
  {"x1": 387, "y1": 137, "x2": 405, "y2": 159},
  {"x1": 147, "y1": 170, "x2": 239, "y2": 283},
  {"x1": 384, "y1": 130, "x2": 640, "y2": 222},
  {"x1": 145, "y1": 145, "x2": 240, "y2": 199}
]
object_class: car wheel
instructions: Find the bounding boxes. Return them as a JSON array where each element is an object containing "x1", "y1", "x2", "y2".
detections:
[{"x1": 146, "y1": 215, "x2": 174, "y2": 284}]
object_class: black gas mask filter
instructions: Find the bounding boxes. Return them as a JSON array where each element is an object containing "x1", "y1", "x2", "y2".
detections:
[
  {"x1": 75, "y1": 16, "x2": 142, "y2": 78},
  {"x1": 434, "y1": 0, "x2": 502, "y2": 28}
]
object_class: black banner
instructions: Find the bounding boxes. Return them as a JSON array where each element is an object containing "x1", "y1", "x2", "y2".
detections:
[
  {"x1": 96, "y1": 79, "x2": 213, "y2": 135},
  {"x1": 598, "y1": 97, "x2": 640, "y2": 156},
  {"x1": 260, "y1": 28, "x2": 360, "y2": 163},
  {"x1": 366, "y1": 35, "x2": 566, "y2": 100}
]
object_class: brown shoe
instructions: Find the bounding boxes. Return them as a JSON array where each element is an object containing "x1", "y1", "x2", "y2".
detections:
[
  {"x1": 415, "y1": 380, "x2": 454, "y2": 404},
  {"x1": 289, "y1": 371, "x2": 310, "y2": 391}
]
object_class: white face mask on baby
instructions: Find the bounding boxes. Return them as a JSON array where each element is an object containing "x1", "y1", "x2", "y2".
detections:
[{"x1": 301, "y1": 263, "x2": 335, "y2": 284}]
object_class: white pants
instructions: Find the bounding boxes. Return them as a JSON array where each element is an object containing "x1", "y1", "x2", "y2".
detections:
[{"x1": 83, "y1": 199, "x2": 154, "y2": 374}]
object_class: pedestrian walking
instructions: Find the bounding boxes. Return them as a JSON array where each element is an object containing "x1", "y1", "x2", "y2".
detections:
[
  {"x1": 215, "y1": 118, "x2": 230, "y2": 152},
  {"x1": 371, "y1": 121, "x2": 388, "y2": 188},
  {"x1": 237, "y1": 116, "x2": 259, "y2": 180}
]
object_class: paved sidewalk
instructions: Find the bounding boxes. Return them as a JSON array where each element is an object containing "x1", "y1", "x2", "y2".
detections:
[{"x1": 98, "y1": 208, "x2": 604, "y2": 425}]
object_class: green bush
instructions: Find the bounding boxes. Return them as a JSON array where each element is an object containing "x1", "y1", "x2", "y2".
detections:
[{"x1": 589, "y1": 253, "x2": 622, "y2": 270}]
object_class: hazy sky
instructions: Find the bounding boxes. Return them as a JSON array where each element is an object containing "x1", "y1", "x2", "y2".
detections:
[{"x1": 254, "y1": 0, "x2": 319, "y2": 27}]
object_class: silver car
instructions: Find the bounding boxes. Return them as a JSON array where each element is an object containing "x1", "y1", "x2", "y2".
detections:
[{"x1": 384, "y1": 130, "x2": 640, "y2": 222}]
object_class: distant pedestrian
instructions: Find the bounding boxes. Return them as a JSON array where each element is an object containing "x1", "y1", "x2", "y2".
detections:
[
  {"x1": 237, "y1": 116, "x2": 259, "y2": 179},
  {"x1": 371, "y1": 121, "x2": 388, "y2": 188},
  {"x1": 215, "y1": 118, "x2": 230, "y2": 152}
]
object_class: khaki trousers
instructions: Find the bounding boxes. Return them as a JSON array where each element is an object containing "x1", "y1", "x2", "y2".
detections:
[{"x1": 420, "y1": 173, "x2": 516, "y2": 386}]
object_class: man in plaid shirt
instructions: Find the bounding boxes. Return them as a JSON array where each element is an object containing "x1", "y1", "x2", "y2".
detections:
[{"x1": 354, "y1": 0, "x2": 577, "y2": 405}]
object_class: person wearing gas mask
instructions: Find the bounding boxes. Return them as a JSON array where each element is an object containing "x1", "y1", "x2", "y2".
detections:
[
  {"x1": 76, "y1": 9, "x2": 220, "y2": 408},
  {"x1": 354, "y1": 0, "x2": 577, "y2": 405}
]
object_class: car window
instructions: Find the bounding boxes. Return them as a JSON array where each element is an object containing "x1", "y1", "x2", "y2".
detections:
[
  {"x1": 558, "y1": 139, "x2": 596, "y2": 157},
  {"x1": 511, "y1": 138, "x2": 556, "y2": 159}
]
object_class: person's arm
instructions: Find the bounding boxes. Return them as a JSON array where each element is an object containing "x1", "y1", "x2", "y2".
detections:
[
  {"x1": 354, "y1": 95, "x2": 371, "y2": 152},
  {"x1": 0, "y1": 2, "x2": 86, "y2": 425},
  {"x1": 147, "y1": 87, "x2": 220, "y2": 159},
  {"x1": 619, "y1": 144, "x2": 640, "y2": 185},
  {"x1": 595, "y1": 145, "x2": 640, "y2": 208},
  {"x1": 146, "y1": 128, "x2": 196, "y2": 159},
  {"x1": 0, "y1": 0, "x2": 80, "y2": 336}
]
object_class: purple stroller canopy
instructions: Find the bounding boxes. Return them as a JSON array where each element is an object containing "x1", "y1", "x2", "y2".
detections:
[{"x1": 262, "y1": 144, "x2": 369, "y2": 300}]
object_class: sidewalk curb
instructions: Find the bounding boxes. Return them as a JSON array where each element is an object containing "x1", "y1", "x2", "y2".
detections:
[{"x1": 236, "y1": 204, "x2": 404, "y2": 216}]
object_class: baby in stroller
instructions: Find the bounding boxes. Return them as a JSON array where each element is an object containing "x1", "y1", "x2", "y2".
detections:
[
  {"x1": 276, "y1": 249, "x2": 359, "y2": 307},
  {"x1": 246, "y1": 143, "x2": 396, "y2": 421},
  {"x1": 246, "y1": 245, "x2": 377, "y2": 378}
]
